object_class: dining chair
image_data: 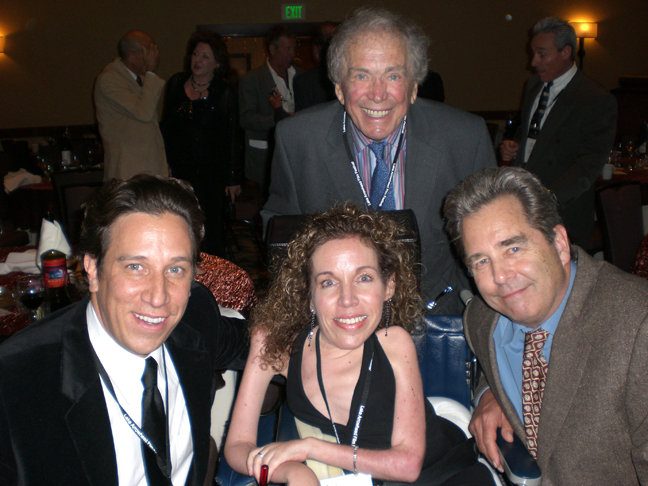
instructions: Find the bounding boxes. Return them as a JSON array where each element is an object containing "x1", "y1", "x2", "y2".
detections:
[
  {"x1": 596, "y1": 182, "x2": 644, "y2": 273},
  {"x1": 50, "y1": 168, "x2": 104, "y2": 245}
]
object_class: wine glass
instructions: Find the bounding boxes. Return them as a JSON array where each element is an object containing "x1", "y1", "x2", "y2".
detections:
[{"x1": 14, "y1": 275, "x2": 46, "y2": 322}]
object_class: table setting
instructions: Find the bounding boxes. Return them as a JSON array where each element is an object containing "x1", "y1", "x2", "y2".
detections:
[{"x1": 0, "y1": 218, "x2": 78, "y2": 341}]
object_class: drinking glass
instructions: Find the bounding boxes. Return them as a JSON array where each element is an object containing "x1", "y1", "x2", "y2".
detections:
[{"x1": 14, "y1": 275, "x2": 46, "y2": 322}]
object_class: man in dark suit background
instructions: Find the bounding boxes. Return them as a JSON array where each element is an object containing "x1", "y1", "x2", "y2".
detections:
[
  {"x1": 262, "y1": 6, "x2": 495, "y2": 314},
  {"x1": 500, "y1": 17, "x2": 617, "y2": 247},
  {"x1": 0, "y1": 175, "x2": 248, "y2": 485},
  {"x1": 444, "y1": 167, "x2": 648, "y2": 484},
  {"x1": 293, "y1": 22, "x2": 338, "y2": 112},
  {"x1": 239, "y1": 26, "x2": 300, "y2": 198}
]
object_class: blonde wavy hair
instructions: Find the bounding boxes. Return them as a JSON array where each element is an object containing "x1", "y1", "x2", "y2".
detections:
[{"x1": 251, "y1": 203, "x2": 422, "y2": 370}]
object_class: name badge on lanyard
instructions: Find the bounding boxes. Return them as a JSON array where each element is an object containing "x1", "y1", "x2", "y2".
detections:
[{"x1": 320, "y1": 472, "x2": 373, "y2": 485}]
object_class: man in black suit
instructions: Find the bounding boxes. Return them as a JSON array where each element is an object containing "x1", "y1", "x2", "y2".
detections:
[
  {"x1": 293, "y1": 22, "x2": 337, "y2": 112},
  {"x1": 500, "y1": 17, "x2": 617, "y2": 247},
  {"x1": 263, "y1": 7, "x2": 495, "y2": 313},
  {"x1": 0, "y1": 175, "x2": 248, "y2": 485}
]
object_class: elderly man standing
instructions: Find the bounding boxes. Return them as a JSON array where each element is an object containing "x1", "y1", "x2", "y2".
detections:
[
  {"x1": 0, "y1": 175, "x2": 248, "y2": 485},
  {"x1": 95, "y1": 30, "x2": 168, "y2": 180},
  {"x1": 239, "y1": 26, "x2": 300, "y2": 198},
  {"x1": 500, "y1": 17, "x2": 617, "y2": 247},
  {"x1": 444, "y1": 167, "x2": 648, "y2": 484},
  {"x1": 262, "y1": 7, "x2": 495, "y2": 314}
]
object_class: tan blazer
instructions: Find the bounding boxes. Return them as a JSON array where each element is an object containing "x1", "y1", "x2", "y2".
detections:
[
  {"x1": 464, "y1": 248, "x2": 648, "y2": 485},
  {"x1": 94, "y1": 58, "x2": 167, "y2": 180}
]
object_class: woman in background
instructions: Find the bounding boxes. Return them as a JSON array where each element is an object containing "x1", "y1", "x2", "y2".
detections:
[
  {"x1": 224, "y1": 204, "x2": 493, "y2": 485},
  {"x1": 162, "y1": 31, "x2": 242, "y2": 257}
]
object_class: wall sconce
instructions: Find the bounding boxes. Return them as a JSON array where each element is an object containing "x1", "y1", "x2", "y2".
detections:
[
  {"x1": 0, "y1": 35, "x2": 5, "y2": 54},
  {"x1": 569, "y1": 21, "x2": 598, "y2": 70}
]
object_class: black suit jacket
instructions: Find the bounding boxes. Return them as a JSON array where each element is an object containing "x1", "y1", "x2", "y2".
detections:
[
  {"x1": 262, "y1": 99, "x2": 496, "y2": 313},
  {"x1": 513, "y1": 70, "x2": 617, "y2": 245},
  {"x1": 0, "y1": 282, "x2": 248, "y2": 485}
]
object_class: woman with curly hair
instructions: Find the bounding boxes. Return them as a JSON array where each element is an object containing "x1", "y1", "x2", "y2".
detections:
[{"x1": 224, "y1": 204, "x2": 492, "y2": 486}]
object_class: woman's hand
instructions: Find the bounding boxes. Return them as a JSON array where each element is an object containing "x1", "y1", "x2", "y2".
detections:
[
  {"x1": 247, "y1": 439, "x2": 310, "y2": 477},
  {"x1": 248, "y1": 440, "x2": 318, "y2": 485}
]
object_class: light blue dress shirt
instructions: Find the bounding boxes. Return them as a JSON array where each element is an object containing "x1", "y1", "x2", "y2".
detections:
[{"x1": 493, "y1": 261, "x2": 577, "y2": 421}]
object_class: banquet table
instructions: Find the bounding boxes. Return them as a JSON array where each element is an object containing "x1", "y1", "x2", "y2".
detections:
[
  {"x1": 0, "y1": 247, "x2": 35, "y2": 340},
  {"x1": 597, "y1": 168, "x2": 648, "y2": 204}
]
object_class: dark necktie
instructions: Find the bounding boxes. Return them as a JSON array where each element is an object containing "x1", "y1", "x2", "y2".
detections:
[
  {"x1": 528, "y1": 81, "x2": 552, "y2": 139},
  {"x1": 141, "y1": 357, "x2": 171, "y2": 485},
  {"x1": 368, "y1": 142, "x2": 395, "y2": 210},
  {"x1": 136, "y1": 75, "x2": 143, "y2": 87},
  {"x1": 521, "y1": 329, "x2": 550, "y2": 458}
]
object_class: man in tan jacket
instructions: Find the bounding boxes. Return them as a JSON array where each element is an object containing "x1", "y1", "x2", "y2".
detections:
[{"x1": 95, "y1": 30, "x2": 168, "y2": 181}]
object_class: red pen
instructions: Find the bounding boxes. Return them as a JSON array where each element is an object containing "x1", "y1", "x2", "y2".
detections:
[{"x1": 259, "y1": 464, "x2": 269, "y2": 486}]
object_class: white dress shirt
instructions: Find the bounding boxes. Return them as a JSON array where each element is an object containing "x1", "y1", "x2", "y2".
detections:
[
  {"x1": 87, "y1": 303, "x2": 193, "y2": 485},
  {"x1": 267, "y1": 60, "x2": 296, "y2": 114}
]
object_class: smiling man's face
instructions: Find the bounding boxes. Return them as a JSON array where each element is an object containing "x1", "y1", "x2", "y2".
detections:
[
  {"x1": 84, "y1": 211, "x2": 194, "y2": 356},
  {"x1": 462, "y1": 195, "x2": 571, "y2": 328},
  {"x1": 335, "y1": 31, "x2": 417, "y2": 141}
]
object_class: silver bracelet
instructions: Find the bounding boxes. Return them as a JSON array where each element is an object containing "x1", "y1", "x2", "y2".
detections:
[{"x1": 353, "y1": 444, "x2": 358, "y2": 474}]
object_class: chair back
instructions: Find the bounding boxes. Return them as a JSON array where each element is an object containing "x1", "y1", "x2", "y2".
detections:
[
  {"x1": 596, "y1": 182, "x2": 644, "y2": 272},
  {"x1": 51, "y1": 168, "x2": 104, "y2": 244},
  {"x1": 413, "y1": 314, "x2": 474, "y2": 409}
]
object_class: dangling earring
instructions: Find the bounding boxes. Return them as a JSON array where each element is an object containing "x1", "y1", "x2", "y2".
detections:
[
  {"x1": 307, "y1": 309, "x2": 316, "y2": 347},
  {"x1": 384, "y1": 299, "x2": 392, "y2": 336}
]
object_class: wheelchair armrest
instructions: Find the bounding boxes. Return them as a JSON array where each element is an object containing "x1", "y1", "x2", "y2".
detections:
[{"x1": 496, "y1": 429, "x2": 542, "y2": 486}]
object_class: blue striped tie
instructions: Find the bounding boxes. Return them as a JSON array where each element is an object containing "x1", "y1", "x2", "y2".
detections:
[{"x1": 369, "y1": 142, "x2": 395, "y2": 210}]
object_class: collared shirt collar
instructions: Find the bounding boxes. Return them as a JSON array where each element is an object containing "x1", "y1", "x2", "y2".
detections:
[
  {"x1": 546, "y1": 62, "x2": 577, "y2": 96},
  {"x1": 349, "y1": 117, "x2": 404, "y2": 153},
  {"x1": 120, "y1": 59, "x2": 141, "y2": 83},
  {"x1": 347, "y1": 115, "x2": 407, "y2": 210},
  {"x1": 266, "y1": 60, "x2": 296, "y2": 113},
  {"x1": 493, "y1": 260, "x2": 577, "y2": 421},
  {"x1": 501, "y1": 259, "x2": 577, "y2": 340}
]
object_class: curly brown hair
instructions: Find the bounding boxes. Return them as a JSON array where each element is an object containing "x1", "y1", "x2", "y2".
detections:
[{"x1": 252, "y1": 203, "x2": 422, "y2": 370}]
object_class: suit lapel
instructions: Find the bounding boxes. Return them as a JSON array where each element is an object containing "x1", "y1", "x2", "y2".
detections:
[
  {"x1": 60, "y1": 302, "x2": 118, "y2": 486},
  {"x1": 532, "y1": 72, "x2": 581, "y2": 148},
  {"x1": 517, "y1": 78, "x2": 542, "y2": 164},
  {"x1": 323, "y1": 107, "x2": 371, "y2": 207},
  {"x1": 479, "y1": 300, "x2": 526, "y2": 437},
  {"x1": 403, "y1": 103, "x2": 444, "y2": 229},
  {"x1": 166, "y1": 324, "x2": 213, "y2": 486},
  {"x1": 536, "y1": 249, "x2": 598, "y2": 463}
]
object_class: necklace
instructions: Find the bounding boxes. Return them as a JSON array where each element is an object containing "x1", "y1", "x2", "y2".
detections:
[
  {"x1": 190, "y1": 75, "x2": 210, "y2": 87},
  {"x1": 190, "y1": 75, "x2": 211, "y2": 99}
]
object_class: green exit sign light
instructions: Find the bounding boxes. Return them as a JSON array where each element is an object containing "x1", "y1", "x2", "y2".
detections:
[{"x1": 282, "y1": 4, "x2": 305, "y2": 20}]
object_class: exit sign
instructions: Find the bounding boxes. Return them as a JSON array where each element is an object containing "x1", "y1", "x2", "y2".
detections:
[{"x1": 282, "y1": 4, "x2": 305, "y2": 20}]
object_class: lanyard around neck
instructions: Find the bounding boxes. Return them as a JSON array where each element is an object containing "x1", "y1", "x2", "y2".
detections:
[
  {"x1": 343, "y1": 111, "x2": 406, "y2": 210},
  {"x1": 92, "y1": 346, "x2": 171, "y2": 477},
  {"x1": 315, "y1": 329, "x2": 374, "y2": 447}
]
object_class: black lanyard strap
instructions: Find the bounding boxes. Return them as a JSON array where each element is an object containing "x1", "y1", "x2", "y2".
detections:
[
  {"x1": 91, "y1": 347, "x2": 171, "y2": 478},
  {"x1": 315, "y1": 329, "x2": 374, "y2": 447}
]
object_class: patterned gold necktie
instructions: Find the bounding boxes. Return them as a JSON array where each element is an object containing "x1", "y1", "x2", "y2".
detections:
[{"x1": 521, "y1": 329, "x2": 549, "y2": 458}]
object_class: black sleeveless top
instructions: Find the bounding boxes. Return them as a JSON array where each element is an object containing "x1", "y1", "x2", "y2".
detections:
[{"x1": 286, "y1": 331, "x2": 466, "y2": 468}]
